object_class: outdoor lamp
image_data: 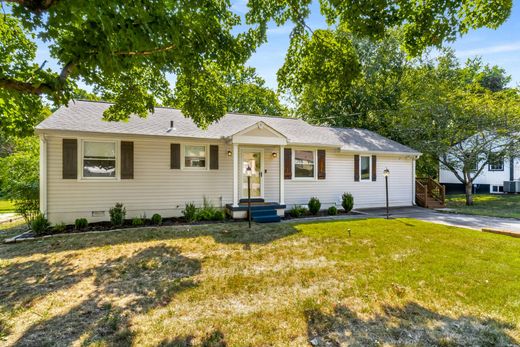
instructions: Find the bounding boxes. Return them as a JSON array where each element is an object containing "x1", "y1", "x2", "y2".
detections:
[
  {"x1": 272, "y1": 151, "x2": 278, "y2": 159},
  {"x1": 246, "y1": 166, "x2": 252, "y2": 228},
  {"x1": 384, "y1": 168, "x2": 390, "y2": 219},
  {"x1": 227, "y1": 150, "x2": 232, "y2": 157}
]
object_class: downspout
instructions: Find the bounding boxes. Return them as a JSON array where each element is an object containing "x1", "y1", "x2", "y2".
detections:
[
  {"x1": 39, "y1": 135, "x2": 48, "y2": 218},
  {"x1": 510, "y1": 156, "x2": 514, "y2": 181},
  {"x1": 412, "y1": 156, "x2": 416, "y2": 206}
]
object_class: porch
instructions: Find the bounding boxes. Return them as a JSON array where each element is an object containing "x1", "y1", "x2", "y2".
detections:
[
  {"x1": 226, "y1": 200, "x2": 286, "y2": 222},
  {"x1": 228, "y1": 121, "x2": 288, "y2": 219}
]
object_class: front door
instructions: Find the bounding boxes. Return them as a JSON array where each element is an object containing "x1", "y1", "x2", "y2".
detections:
[{"x1": 241, "y1": 150, "x2": 263, "y2": 199}]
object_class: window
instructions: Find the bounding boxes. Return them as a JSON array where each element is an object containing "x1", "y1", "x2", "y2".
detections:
[
  {"x1": 83, "y1": 141, "x2": 116, "y2": 178},
  {"x1": 360, "y1": 156, "x2": 371, "y2": 181},
  {"x1": 184, "y1": 145, "x2": 207, "y2": 168},
  {"x1": 488, "y1": 158, "x2": 504, "y2": 171},
  {"x1": 491, "y1": 185, "x2": 504, "y2": 193},
  {"x1": 294, "y1": 150, "x2": 315, "y2": 178}
]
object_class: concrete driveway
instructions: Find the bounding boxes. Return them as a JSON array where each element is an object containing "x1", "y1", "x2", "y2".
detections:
[{"x1": 359, "y1": 206, "x2": 520, "y2": 234}]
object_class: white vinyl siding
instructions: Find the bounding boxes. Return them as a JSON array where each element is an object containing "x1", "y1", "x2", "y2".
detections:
[
  {"x1": 46, "y1": 135, "x2": 232, "y2": 224},
  {"x1": 44, "y1": 134, "x2": 415, "y2": 223},
  {"x1": 284, "y1": 151, "x2": 413, "y2": 209}
]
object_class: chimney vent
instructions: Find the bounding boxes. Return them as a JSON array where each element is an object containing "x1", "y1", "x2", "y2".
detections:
[{"x1": 167, "y1": 120, "x2": 176, "y2": 133}]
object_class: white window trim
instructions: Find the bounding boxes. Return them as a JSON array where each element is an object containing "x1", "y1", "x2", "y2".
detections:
[
  {"x1": 488, "y1": 161, "x2": 504, "y2": 171},
  {"x1": 292, "y1": 148, "x2": 317, "y2": 180},
  {"x1": 359, "y1": 155, "x2": 372, "y2": 182},
  {"x1": 79, "y1": 139, "x2": 120, "y2": 181},
  {"x1": 181, "y1": 143, "x2": 209, "y2": 170}
]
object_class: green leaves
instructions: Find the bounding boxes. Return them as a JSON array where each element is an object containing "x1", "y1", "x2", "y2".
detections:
[
  {"x1": 279, "y1": 29, "x2": 361, "y2": 107},
  {"x1": 0, "y1": 0, "x2": 513, "y2": 131}
]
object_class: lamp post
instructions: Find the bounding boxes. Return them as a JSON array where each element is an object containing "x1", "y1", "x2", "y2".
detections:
[
  {"x1": 246, "y1": 165, "x2": 252, "y2": 228},
  {"x1": 384, "y1": 168, "x2": 390, "y2": 219}
]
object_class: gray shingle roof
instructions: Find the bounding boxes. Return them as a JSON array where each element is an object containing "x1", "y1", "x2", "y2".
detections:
[{"x1": 36, "y1": 100, "x2": 419, "y2": 154}]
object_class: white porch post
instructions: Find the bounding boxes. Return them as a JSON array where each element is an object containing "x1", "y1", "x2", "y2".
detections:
[
  {"x1": 39, "y1": 135, "x2": 48, "y2": 217},
  {"x1": 279, "y1": 145, "x2": 285, "y2": 205},
  {"x1": 233, "y1": 143, "x2": 239, "y2": 207}
]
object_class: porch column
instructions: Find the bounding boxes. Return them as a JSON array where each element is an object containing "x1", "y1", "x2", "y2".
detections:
[
  {"x1": 279, "y1": 145, "x2": 285, "y2": 205},
  {"x1": 233, "y1": 143, "x2": 239, "y2": 207}
]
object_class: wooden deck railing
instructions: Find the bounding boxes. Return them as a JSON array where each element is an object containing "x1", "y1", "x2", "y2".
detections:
[{"x1": 416, "y1": 177, "x2": 445, "y2": 208}]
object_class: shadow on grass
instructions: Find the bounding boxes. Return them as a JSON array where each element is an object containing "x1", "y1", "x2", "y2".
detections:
[
  {"x1": 306, "y1": 302, "x2": 517, "y2": 346},
  {"x1": 0, "y1": 222, "x2": 300, "y2": 259},
  {"x1": 157, "y1": 330, "x2": 227, "y2": 346},
  {"x1": 0, "y1": 257, "x2": 88, "y2": 312},
  {"x1": 11, "y1": 245, "x2": 201, "y2": 346}
]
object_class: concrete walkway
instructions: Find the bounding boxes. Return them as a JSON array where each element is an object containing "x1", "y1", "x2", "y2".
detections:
[
  {"x1": 359, "y1": 206, "x2": 520, "y2": 234},
  {"x1": 0, "y1": 213, "x2": 21, "y2": 224}
]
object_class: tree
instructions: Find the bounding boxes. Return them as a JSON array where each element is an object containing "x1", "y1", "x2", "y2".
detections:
[
  {"x1": 283, "y1": 30, "x2": 407, "y2": 130},
  {"x1": 393, "y1": 52, "x2": 520, "y2": 205},
  {"x1": 0, "y1": 136, "x2": 40, "y2": 224},
  {"x1": 224, "y1": 67, "x2": 286, "y2": 116},
  {"x1": 1, "y1": 0, "x2": 512, "y2": 130}
]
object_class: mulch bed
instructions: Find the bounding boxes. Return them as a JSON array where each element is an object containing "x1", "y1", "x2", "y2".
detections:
[
  {"x1": 5, "y1": 210, "x2": 363, "y2": 242},
  {"x1": 283, "y1": 210, "x2": 361, "y2": 220}
]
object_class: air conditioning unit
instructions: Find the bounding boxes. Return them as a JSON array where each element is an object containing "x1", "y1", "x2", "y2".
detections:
[{"x1": 503, "y1": 181, "x2": 520, "y2": 193}]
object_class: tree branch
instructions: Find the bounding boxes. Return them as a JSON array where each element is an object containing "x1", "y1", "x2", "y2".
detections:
[
  {"x1": 0, "y1": 78, "x2": 54, "y2": 95},
  {"x1": 59, "y1": 61, "x2": 75, "y2": 82},
  {"x1": 3, "y1": 0, "x2": 58, "y2": 13},
  {"x1": 114, "y1": 44, "x2": 176, "y2": 56}
]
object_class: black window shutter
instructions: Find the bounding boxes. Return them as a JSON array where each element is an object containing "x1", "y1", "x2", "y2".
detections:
[
  {"x1": 284, "y1": 148, "x2": 292, "y2": 179},
  {"x1": 354, "y1": 155, "x2": 360, "y2": 182},
  {"x1": 317, "y1": 149, "x2": 326, "y2": 179},
  {"x1": 171, "y1": 144, "x2": 181, "y2": 169},
  {"x1": 62, "y1": 139, "x2": 77, "y2": 179},
  {"x1": 372, "y1": 155, "x2": 377, "y2": 181},
  {"x1": 210, "y1": 145, "x2": 219, "y2": 170},
  {"x1": 121, "y1": 141, "x2": 134, "y2": 179}
]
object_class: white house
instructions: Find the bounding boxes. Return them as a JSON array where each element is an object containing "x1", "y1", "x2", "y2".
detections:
[
  {"x1": 440, "y1": 157, "x2": 519, "y2": 194},
  {"x1": 36, "y1": 100, "x2": 421, "y2": 224}
]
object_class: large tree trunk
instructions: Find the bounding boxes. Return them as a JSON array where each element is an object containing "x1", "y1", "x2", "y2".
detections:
[{"x1": 465, "y1": 182, "x2": 474, "y2": 206}]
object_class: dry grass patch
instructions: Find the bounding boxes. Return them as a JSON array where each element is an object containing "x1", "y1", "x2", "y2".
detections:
[{"x1": 1, "y1": 219, "x2": 519, "y2": 346}]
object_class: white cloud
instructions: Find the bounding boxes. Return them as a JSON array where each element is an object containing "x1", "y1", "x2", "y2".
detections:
[{"x1": 457, "y1": 42, "x2": 520, "y2": 56}]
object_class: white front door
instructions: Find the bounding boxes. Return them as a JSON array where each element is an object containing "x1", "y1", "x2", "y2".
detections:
[{"x1": 240, "y1": 150, "x2": 264, "y2": 199}]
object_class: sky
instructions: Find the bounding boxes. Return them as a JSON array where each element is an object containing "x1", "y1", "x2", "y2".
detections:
[
  {"x1": 244, "y1": 0, "x2": 520, "y2": 90},
  {"x1": 35, "y1": 1, "x2": 520, "y2": 91}
]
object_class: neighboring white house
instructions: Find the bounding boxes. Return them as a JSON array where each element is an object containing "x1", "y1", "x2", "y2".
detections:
[
  {"x1": 439, "y1": 157, "x2": 519, "y2": 194},
  {"x1": 36, "y1": 100, "x2": 421, "y2": 224}
]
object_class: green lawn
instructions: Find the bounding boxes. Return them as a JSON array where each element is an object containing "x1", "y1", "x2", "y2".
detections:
[
  {"x1": 0, "y1": 198, "x2": 15, "y2": 213},
  {"x1": 1, "y1": 219, "x2": 519, "y2": 346},
  {"x1": 446, "y1": 193, "x2": 520, "y2": 219}
]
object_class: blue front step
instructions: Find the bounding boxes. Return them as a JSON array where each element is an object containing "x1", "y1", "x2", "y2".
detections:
[
  {"x1": 251, "y1": 207, "x2": 280, "y2": 223},
  {"x1": 253, "y1": 215, "x2": 281, "y2": 223}
]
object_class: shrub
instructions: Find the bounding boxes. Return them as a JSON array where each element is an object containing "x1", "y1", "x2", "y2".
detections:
[
  {"x1": 327, "y1": 206, "x2": 338, "y2": 215},
  {"x1": 132, "y1": 216, "x2": 144, "y2": 227},
  {"x1": 109, "y1": 202, "x2": 126, "y2": 226},
  {"x1": 75, "y1": 218, "x2": 88, "y2": 230},
  {"x1": 194, "y1": 197, "x2": 225, "y2": 221},
  {"x1": 151, "y1": 213, "x2": 162, "y2": 225},
  {"x1": 342, "y1": 193, "x2": 354, "y2": 213},
  {"x1": 53, "y1": 222, "x2": 66, "y2": 233},
  {"x1": 308, "y1": 197, "x2": 321, "y2": 215},
  {"x1": 15, "y1": 199, "x2": 40, "y2": 227},
  {"x1": 31, "y1": 214, "x2": 50, "y2": 235},
  {"x1": 0, "y1": 137, "x2": 40, "y2": 227},
  {"x1": 211, "y1": 209, "x2": 226, "y2": 221},
  {"x1": 289, "y1": 204, "x2": 307, "y2": 218},
  {"x1": 182, "y1": 202, "x2": 197, "y2": 222}
]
